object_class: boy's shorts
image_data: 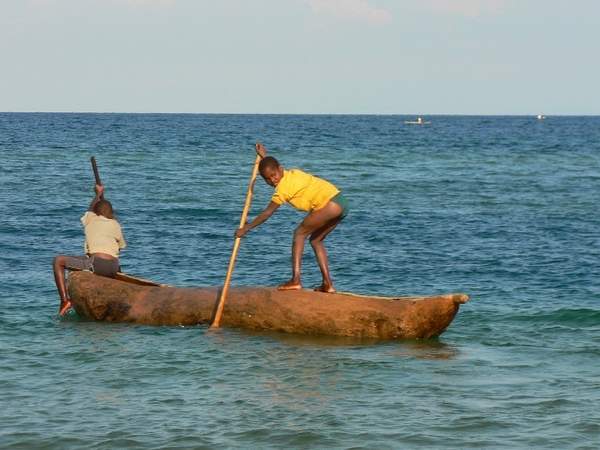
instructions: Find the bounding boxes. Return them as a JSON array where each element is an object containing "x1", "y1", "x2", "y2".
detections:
[
  {"x1": 331, "y1": 192, "x2": 349, "y2": 219},
  {"x1": 64, "y1": 255, "x2": 120, "y2": 278}
]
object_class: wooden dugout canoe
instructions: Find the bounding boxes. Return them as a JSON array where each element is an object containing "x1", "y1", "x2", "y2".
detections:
[{"x1": 67, "y1": 271, "x2": 469, "y2": 340}]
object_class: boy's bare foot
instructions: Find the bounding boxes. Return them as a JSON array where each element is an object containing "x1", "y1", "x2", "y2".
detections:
[
  {"x1": 277, "y1": 280, "x2": 302, "y2": 290},
  {"x1": 59, "y1": 300, "x2": 72, "y2": 316},
  {"x1": 314, "y1": 284, "x2": 336, "y2": 293}
]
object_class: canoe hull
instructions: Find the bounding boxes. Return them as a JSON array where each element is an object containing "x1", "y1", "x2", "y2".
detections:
[{"x1": 68, "y1": 271, "x2": 468, "y2": 339}]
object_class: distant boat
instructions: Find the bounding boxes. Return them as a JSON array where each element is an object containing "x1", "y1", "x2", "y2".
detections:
[
  {"x1": 405, "y1": 116, "x2": 430, "y2": 125},
  {"x1": 537, "y1": 114, "x2": 546, "y2": 120}
]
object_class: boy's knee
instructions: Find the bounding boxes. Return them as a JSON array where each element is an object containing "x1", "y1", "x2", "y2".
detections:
[
  {"x1": 53, "y1": 255, "x2": 67, "y2": 269},
  {"x1": 294, "y1": 227, "x2": 308, "y2": 239}
]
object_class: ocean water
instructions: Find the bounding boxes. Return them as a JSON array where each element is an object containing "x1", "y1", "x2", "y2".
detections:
[{"x1": 1, "y1": 113, "x2": 599, "y2": 449}]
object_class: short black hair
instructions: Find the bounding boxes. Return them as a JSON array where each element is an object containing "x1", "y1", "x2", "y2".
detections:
[
  {"x1": 259, "y1": 156, "x2": 280, "y2": 174},
  {"x1": 94, "y1": 199, "x2": 114, "y2": 219}
]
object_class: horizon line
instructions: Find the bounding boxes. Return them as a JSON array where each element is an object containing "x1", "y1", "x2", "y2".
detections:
[{"x1": 1, "y1": 111, "x2": 598, "y2": 117}]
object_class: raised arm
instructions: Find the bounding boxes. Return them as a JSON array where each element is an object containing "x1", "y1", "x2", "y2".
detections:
[
  {"x1": 255, "y1": 142, "x2": 267, "y2": 159},
  {"x1": 235, "y1": 201, "x2": 280, "y2": 238},
  {"x1": 88, "y1": 184, "x2": 104, "y2": 212}
]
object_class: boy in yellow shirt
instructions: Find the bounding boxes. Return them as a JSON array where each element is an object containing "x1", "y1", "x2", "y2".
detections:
[
  {"x1": 236, "y1": 143, "x2": 348, "y2": 293},
  {"x1": 53, "y1": 183, "x2": 126, "y2": 316}
]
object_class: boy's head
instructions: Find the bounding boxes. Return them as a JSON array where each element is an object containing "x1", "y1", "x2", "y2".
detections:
[
  {"x1": 94, "y1": 199, "x2": 114, "y2": 219},
  {"x1": 259, "y1": 156, "x2": 284, "y2": 187}
]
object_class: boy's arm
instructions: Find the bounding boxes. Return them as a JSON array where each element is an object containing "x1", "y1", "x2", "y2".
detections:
[
  {"x1": 88, "y1": 184, "x2": 105, "y2": 212},
  {"x1": 255, "y1": 142, "x2": 267, "y2": 159},
  {"x1": 235, "y1": 201, "x2": 280, "y2": 238}
]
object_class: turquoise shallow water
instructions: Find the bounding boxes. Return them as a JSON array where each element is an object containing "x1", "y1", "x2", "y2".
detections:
[{"x1": 1, "y1": 113, "x2": 599, "y2": 449}]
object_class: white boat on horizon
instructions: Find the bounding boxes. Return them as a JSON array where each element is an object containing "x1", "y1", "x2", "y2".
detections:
[{"x1": 405, "y1": 116, "x2": 430, "y2": 125}]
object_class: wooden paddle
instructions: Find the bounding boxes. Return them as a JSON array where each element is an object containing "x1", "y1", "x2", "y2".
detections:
[
  {"x1": 211, "y1": 150, "x2": 262, "y2": 328},
  {"x1": 90, "y1": 156, "x2": 102, "y2": 185}
]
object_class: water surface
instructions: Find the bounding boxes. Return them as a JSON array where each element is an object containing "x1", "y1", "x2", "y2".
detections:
[{"x1": 1, "y1": 113, "x2": 599, "y2": 449}]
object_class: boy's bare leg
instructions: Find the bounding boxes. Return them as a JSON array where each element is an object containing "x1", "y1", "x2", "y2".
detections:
[
  {"x1": 277, "y1": 238, "x2": 303, "y2": 289},
  {"x1": 277, "y1": 229, "x2": 308, "y2": 290},
  {"x1": 53, "y1": 256, "x2": 72, "y2": 316},
  {"x1": 278, "y1": 201, "x2": 342, "y2": 291},
  {"x1": 310, "y1": 217, "x2": 342, "y2": 293}
]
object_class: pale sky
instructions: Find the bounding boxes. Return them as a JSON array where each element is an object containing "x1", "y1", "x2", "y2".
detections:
[{"x1": 1, "y1": 0, "x2": 599, "y2": 114}]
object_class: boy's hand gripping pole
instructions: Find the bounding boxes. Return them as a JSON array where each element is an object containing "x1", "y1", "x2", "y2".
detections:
[{"x1": 211, "y1": 151, "x2": 262, "y2": 328}]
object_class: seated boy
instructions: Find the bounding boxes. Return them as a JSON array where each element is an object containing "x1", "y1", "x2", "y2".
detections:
[
  {"x1": 53, "y1": 184, "x2": 126, "y2": 316},
  {"x1": 236, "y1": 143, "x2": 348, "y2": 293}
]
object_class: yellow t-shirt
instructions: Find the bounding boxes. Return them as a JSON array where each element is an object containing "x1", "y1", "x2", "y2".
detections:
[
  {"x1": 271, "y1": 169, "x2": 339, "y2": 212},
  {"x1": 80, "y1": 211, "x2": 126, "y2": 258}
]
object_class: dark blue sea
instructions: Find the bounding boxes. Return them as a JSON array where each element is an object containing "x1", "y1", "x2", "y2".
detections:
[{"x1": 1, "y1": 113, "x2": 599, "y2": 449}]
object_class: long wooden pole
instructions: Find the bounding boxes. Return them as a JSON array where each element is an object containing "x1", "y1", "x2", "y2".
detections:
[
  {"x1": 90, "y1": 156, "x2": 102, "y2": 185},
  {"x1": 211, "y1": 152, "x2": 262, "y2": 328}
]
